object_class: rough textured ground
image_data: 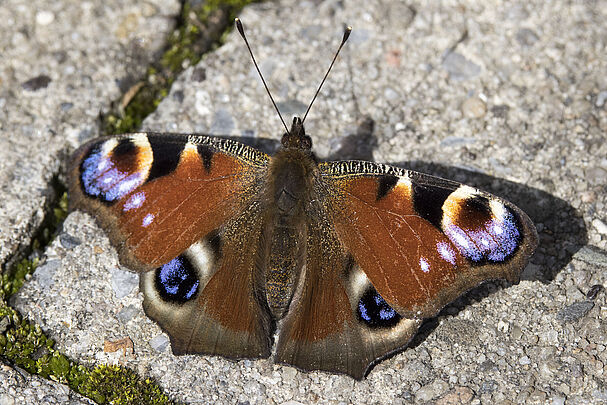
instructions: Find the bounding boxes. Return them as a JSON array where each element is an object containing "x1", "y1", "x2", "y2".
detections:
[
  {"x1": 0, "y1": 0, "x2": 180, "y2": 267},
  {"x1": 0, "y1": 362, "x2": 94, "y2": 405},
  {"x1": 6, "y1": 0, "x2": 607, "y2": 404},
  {"x1": 0, "y1": 0, "x2": 181, "y2": 401}
]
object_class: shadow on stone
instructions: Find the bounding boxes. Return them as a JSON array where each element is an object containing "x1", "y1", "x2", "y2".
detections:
[{"x1": 327, "y1": 116, "x2": 377, "y2": 162}]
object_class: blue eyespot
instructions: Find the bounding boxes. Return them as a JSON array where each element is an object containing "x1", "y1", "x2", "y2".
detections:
[
  {"x1": 79, "y1": 140, "x2": 146, "y2": 202},
  {"x1": 357, "y1": 288, "x2": 401, "y2": 328},
  {"x1": 444, "y1": 209, "x2": 521, "y2": 263},
  {"x1": 155, "y1": 256, "x2": 199, "y2": 303}
]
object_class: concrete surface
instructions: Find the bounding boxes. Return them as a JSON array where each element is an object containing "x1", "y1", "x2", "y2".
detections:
[
  {"x1": 6, "y1": 0, "x2": 607, "y2": 404},
  {"x1": 0, "y1": 0, "x2": 180, "y2": 267},
  {"x1": 0, "y1": 362, "x2": 95, "y2": 405},
  {"x1": 0, "y1": 0, "x2": 180, "y2": 402}
]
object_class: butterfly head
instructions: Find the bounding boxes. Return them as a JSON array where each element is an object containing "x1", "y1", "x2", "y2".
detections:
[{"x1": 281, "y1": 116, "x2": 312, "y2": 151}]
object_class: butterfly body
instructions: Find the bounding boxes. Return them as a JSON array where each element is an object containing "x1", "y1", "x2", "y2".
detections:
[
  {"x1": 262, "y1": 121, "x2": 315, "y2": 318},
  {"x1": 68, "y1": 114, "x2": 537, "y2": 379}
]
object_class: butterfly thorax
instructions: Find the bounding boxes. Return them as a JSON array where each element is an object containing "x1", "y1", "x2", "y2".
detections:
[{"x1": 262, "y1": 137, "x2": 317, "y2": 319}]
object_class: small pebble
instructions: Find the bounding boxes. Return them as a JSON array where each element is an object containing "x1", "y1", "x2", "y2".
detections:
[
  {"x1": 519, "y1": 356, "x2": 532, "y2": 365},
  {"x1": 110, "y1": 267, "x2": 139, "y2": 299},
  {"x1": 552, "y1": 396, "x2": 566, "y2": 405},
  {"x1": 384, "y1": 87, "x2": 399, "y2": 101},
  {"x1": 0, "y1": 317, "x2": 9, "y2": 335},
  {"x1": 491, "y1": 104, "x2": 510, "y2": 118},
  {"x1": 574, "y1": 246, "x2": 607, "y2": 266},
  {"x1": 557, "y1": 301, "x2": 594, "y2": 322},
  {"x1": 117, "y1": 305, "x2": 139, "y2": 323},
  {"x1": 59, "y1": 233, "x2": 81, "y2": 249},
  {"x1": 516, "y1": 28, "x2": 539, "y2": 46},
  {"x1": 436, "y1": 387, "x2": 475, "y2": 405},
  {"x1": 36, "y1": 10, "x2": 55, "y2": 25},
  {"x1": 462, "y1": 97, "x2": 487, "y2": 118},
  {"x1": 592, "y1": 218, "x2": 607, "y2": 235},
  {"x1": 21, "y1": 75, "x2": 52, "y2": 91},
  {"x1": 587, "y1": 285, "x2": 604, "y2": 300},
  {"x1": 442, "y1": 52, "x2": 481, "y2": 80},
  {"x1": 33, "y1": 260, "x2": 60, "y2": 288},
  {"x1": 149, "y1": 334, "x2": 170, "y2": 352},
  {"x1": 191, "y1": 67, "x2": 206, "y2": 82},
  {"x1": 585, "y1": 166, "x2": 607, "y2": 186}
]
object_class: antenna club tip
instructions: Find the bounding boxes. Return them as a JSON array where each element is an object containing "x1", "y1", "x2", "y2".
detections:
[
  {"x1": 235, "y1": 17, "x2": 244, "y2": 36},
  {"x1": 342, "y1": 26, "x2": 352, "y2": 43}
]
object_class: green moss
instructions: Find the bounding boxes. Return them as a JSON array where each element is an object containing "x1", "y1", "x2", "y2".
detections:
[
  {"x1": 0, "y1": 156, "x2": 173, "y2": 405},
  {"x1": 1, "y1": 259, "x2": 38, "y2": 297},
  {"x1": 103, "y1": 0, "x2": 262, "y2": 135},
  {"x1": 1, "y1": 186, "x2": 66, "y2": 297},
  {"x1": 0, "y1": 298, "x2": 174, "y2": 404},
  {"x1": 77, "y1": 365, "x2": 175, "y2": 405}
]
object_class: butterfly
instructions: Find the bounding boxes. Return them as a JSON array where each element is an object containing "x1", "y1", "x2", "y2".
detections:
[{"x1": 67, "y1": 20, "x2": 538, "y2": 380}]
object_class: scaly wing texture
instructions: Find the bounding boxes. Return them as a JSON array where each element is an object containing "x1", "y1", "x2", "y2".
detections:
[
  {"x1": 69, "y1": 133, "x2": 274, "y2": 358},
  {"x1": 139, "y1": 201, "x2": 273, "y2": 359},
  {"x1": 277, "y1": 161, "x2": 537, "y2": 379},
  {"x1": 319, "y1": 161, "x2": 537, "y2": 318}
]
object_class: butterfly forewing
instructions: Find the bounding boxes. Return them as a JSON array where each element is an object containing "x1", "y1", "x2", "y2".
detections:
[
  {"x1": 69, "y1": 133, "x2": 275, "y2": 358},
  {"x1": 68, "y1": 133, "x2": 269, "y2": 271}
]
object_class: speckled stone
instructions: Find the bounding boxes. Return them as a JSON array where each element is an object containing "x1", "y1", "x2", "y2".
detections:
[
  {"x1": 557, "y1": 301, "x2": 595, "y2": 322},
  {"x1": 0, "y1": 0, "x2": 180, "y2": 269},
  {"x1": 11, "y1": 0, "x2": 607, "y2": 403},
  {"x1": 0, "y1": 363, "x2": 94, "y2": 404}
]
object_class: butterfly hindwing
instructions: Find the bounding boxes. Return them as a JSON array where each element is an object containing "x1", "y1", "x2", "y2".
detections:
[
  {"x1": 275, "y1": 209, "x2": 421, "y2": 379},
  {"x1": 140, "y1": 201, "x2": 273, "y2": 359}
]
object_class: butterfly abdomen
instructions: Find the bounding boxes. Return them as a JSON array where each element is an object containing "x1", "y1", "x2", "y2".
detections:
[
  {"x1": 261, "y1": 149, "x2": 317, "y2": 318},
  {"x1": 263, "y1": 225, "x2": 305, "y2": 318}
]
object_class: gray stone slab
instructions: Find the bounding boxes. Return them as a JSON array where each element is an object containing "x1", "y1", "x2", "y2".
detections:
[
  {"x1": 0, "y1": 362, "x2": 94, "y2": 405},
  {"x1": 13, "y1": 0, "x2": 607, "y2": 404},
  {"x1": 0, "y1": 0, "x2": 180, "y2": 267}
]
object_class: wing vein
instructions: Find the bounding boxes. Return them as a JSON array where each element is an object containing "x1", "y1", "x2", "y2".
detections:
[{"x1": 339, "y1": 188, "x2": 431, "y2": 299}]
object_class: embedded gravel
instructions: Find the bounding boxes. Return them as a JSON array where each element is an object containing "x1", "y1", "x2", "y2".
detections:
[{"x1": 9, "y1": 0, "x2": 607, "y2": 404}]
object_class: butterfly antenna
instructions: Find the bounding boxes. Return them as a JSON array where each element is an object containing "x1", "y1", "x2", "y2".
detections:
[
  {"x1": 235, "y1": 18, "x2": 289, "y2": 133},
  {"x1": 301, "y1": 25, "x2": 352, "y2": 124}
]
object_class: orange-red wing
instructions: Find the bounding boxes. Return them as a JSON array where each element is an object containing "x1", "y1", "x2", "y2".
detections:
[
  {"x1": 318, "y1": 161, "x2": 538, "y2": 319},
  {"x1": 70, "y1": 133, "x2": 274, "y2": 358},
  {"x1": 68, "y1": 133, "x2": 269, "y2": 271},
  {"x1": 140, "y1": 202, "x2": 273, "y2": 360},
  {"x1": 275, "y1": 214, "x2": 421, "y2": 379}
]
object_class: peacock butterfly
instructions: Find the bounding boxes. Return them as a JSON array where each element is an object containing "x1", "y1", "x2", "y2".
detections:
[{"x1": 67, "y1": 19, "x2": 538, "y2": 379}]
